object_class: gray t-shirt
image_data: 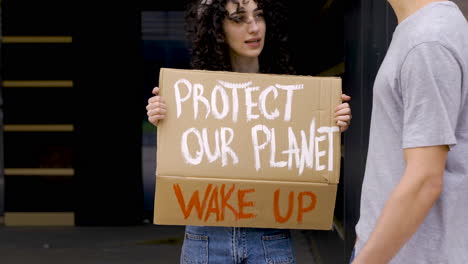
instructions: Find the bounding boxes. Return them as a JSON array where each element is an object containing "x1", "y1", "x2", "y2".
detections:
[{"x1": 355, "y1": 2, "x2": 468, "y2": 263}]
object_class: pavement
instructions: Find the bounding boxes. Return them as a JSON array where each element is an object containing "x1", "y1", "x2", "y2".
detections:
[
  {"x1": 0, "y1": 224, "x2": 315, "y2": 264},
  {"x1": 0, "y1": 224, "x2": 184, "y2": 264}
]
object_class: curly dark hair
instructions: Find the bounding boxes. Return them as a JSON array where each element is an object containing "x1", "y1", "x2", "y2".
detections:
[{"x1": 185, "y1": 0, "x2": 295, "y2": 75}]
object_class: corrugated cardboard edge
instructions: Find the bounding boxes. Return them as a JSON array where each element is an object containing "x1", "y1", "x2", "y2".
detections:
[
  {"x1": 161, "y1": 68, "x2": 342, "y2": 81},
  {"x1": 155, "y1": 68, "x2": 166, "y2": 177}
]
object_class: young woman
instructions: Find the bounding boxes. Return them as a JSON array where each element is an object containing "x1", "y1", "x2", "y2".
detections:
[{"x1": 146, "y1": 0, "x2": 352, "y2": 263}]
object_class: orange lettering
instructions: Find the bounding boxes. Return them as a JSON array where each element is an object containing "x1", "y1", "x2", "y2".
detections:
[
  {"x1": 220, "y1": 184, "x2": 239, "y2": 220},
  {"x1": 204, "y1": 186, "x2": 220, "y2": 222},
  {"x1": 273, "y1": 189, "x2": 294, "y2": 223},
  {"x1": 173, "y1": 184, "x2": 213, "y2": 220},
  {"x1": 238, "y1": 188, "x2": 256, "y2": 219},
  {"x1": 297, "y1": 191, "x2": 317, "y2": 223}
]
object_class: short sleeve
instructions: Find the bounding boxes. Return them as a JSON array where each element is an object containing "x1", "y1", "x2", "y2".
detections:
[{"x1": 400, "y1": 42, "x2": 462, "y2": 149}]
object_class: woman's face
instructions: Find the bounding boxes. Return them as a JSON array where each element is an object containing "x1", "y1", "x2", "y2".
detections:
[{"x1": 222, "y1": 0, "x2": 266, "y2": 60}]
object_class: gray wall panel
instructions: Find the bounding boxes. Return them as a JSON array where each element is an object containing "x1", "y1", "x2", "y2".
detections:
[
  {"x1": 0, "y1": 4, "x2": 4, "y2": 217},
  {"x1": 452, "y1": 0, "x2": 468, "y2": 19}
]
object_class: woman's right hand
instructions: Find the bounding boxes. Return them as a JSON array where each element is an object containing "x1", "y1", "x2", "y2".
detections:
[{"x1": 146, "y1": 87, "x2": 167, "y2": 126}]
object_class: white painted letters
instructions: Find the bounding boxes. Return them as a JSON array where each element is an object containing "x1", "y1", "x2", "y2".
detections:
[
  {"x1": 211, "y1": 85, "x2": 229, "y2": 120},
  {"x1": 220, "y1": 127, "x2": 239, "y2": 166},
  {"x1": 245, "y1": 86, "x2": 260, "y2": 121},
  {"x1": 182, "y1": 127, "x2": 239, "y2": 166},
  {"x1": 193, "y1": 84, "x2": 211, "y2": 119},
  {"x1": 174, "y1": 79, "x2": 192, "y2": 118},
  {"x1": 259, "y1": 86, "x2": 280, "y2": 120},
  {"x1": 174, "y1": 78, "x2": 339, "y2": 175},
  {"x1": 181, "y1": 128, "x2": 204, "y2": 165},
  {"x1": 275, "y1": 84, "x2": 304, "y2": 121}
]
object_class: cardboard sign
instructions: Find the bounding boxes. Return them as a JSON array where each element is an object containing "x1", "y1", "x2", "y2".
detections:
[{"x1": 154, "y1": 68, "x2": 342, "y2": 230}]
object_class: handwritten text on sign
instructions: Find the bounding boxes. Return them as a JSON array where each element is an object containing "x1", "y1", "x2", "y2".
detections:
[
  {"x1": 174, "y1": 79, "x2": 339, "y2": 175},
  {"x1": 154, "y1": 69, "x2": 341, "y2": 229},
  {"x1": 173, "y1": 183, "x2": 316, "y2": 224}
]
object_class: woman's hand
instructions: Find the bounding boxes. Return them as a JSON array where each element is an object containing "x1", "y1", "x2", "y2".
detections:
[
  {"x1": 335, "y1": 94, "x2": 352, "y2": 132},
  {"x1": 146, "y1": 87, "x2": 167, "y2": 126}
]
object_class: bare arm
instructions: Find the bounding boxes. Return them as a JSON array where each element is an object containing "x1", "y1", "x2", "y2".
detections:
[{"x1": 353, "y1": 145, "x2": 448, "y2": 263}]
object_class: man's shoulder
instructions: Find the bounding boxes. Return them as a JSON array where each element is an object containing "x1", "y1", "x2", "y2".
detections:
[
  {"x1": 399, "y1": 2, "x2": 466, "y2": 42},
  {"x1": 396, "y1": 6, "x2": 467, "y2": 65}
]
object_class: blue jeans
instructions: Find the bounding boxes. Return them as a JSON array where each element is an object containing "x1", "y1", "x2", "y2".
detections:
[
  {"x1": 180, "y1": 225, "x2": 296, "y2": 264},
  {"x1": 349, "y1": 248, "x2": 356, "y2": 263}
]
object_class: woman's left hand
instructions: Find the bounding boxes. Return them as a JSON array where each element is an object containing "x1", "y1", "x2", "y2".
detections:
[{"x1": 335, "y1": 94, "x2": 352, "y2": 132}]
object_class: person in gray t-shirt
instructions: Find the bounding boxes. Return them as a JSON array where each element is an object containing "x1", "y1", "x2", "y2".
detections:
[{"x1": 353, "y1": 1, "x2": 468, "y2": 263}]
